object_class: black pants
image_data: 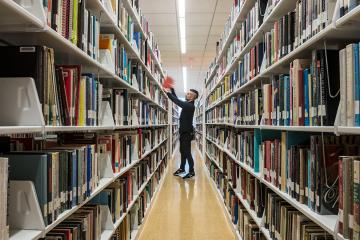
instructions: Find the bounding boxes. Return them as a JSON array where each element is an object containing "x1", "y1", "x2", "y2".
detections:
[{"x1": 179, "y1": 132, "x2": 194, "y2": 173}]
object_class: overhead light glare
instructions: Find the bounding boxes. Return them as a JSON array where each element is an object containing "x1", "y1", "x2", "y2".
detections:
[{"x1": 178, "y1": 0, "x2": 185, "y2": 18}]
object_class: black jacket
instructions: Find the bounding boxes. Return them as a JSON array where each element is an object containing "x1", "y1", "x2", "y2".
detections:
[{"x1": 166, "y1": 88, "x2": 195, "y2": 134}]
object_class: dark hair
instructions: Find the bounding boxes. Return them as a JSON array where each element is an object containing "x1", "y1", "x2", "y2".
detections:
[{"x1": 190, "y1": 89, "x2": 199, "y2": 99}]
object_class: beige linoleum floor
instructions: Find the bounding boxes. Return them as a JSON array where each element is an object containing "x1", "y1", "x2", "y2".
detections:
[{"x1": 137, "y1": 144, "x2": 236, "y2": 240}]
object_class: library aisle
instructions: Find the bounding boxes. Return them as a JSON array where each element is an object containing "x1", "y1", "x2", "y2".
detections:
[{"x1": 137, "y1": 144, "x2": 236, "y2": 240}]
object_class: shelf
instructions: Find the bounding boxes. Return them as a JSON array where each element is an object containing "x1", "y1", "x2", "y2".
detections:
[
  {"x1": 336, "y1": 4, "x2": 360, "y2": 28},
  {"x1": 205, "y1": 168, "x2": 242, "y2": 240},
  {"x1": 206, "y1": 0, "x2": 360, "y2": 99},
  {"x1": 262, "y1": 180, "x2": 337, "y2": 236},
  {"x1": 205, "y1": 122, "x2": 337, "y2": 133},
  {"x1": 121, "y1": 0, "x2": 167, "y2": 95},
  {"x1": 9, "y1": 229, "x2": 43, "y2": 240},
  {"x1": 337, "y1": 126, "x2": 360, "y2": 135},
  {"x1": 205, "y1": 151, "x2": 223, "y2": 172},
  {"x1": 0, "y1": 1, "x2": 168, "y2": 111},
  {"x1": 45, "y1": 177, "x2": 114, "y2": 234},
  {"x1": 0, "y1": 126, "x2": 43, "y2": 134},
  {"x1": 228, "y1": 182, "x2": 271, "y2": 240},
  {"x1": 206, "y1": 136, "x2": 338, "y2": 236},
  {"x1": 42, "y1": 137, "x2": 167, "y2": 236},
  {"x1": 215, "y1": 0, "x2": 256, "y2": 67},
  {"x1": 108, "y1": 153, "x2": 168, "y2": 239},
  {"x1": 204, "y1": 64, "x2": 218, "y2": 86}
]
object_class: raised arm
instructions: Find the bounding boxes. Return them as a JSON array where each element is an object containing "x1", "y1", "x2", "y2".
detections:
[{"x1": 166, "y1": 88, "x2": 194, "y2": 109}]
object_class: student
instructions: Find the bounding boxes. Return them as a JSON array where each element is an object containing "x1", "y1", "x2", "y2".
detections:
[{"x1": 164, "y1": 84, "x2": 198, "y2": 179}]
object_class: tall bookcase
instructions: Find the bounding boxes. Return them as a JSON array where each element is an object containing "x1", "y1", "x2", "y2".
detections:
[
  {"x1": 195, "y1": 93, "x2": 205, "y2": 159},
  {"x1": 203, "y1": 1, "x2": 360, "y2": 240},
  {"x1": 0, "y1": 0, "x2": 170, "y2": 239},
  {"x1": 171, "y1": 103, "x2": 180, "y2": 158}
]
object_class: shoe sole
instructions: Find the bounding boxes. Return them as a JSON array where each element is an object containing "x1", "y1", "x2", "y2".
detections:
[{"x1": 183, "y1": 175, "x2": 195, "y2": 180}]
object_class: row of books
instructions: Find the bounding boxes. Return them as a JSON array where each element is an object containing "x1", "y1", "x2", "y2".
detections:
[
  {"x1": 339, "y1": 43, "x2": 360, "y2": 127},
  {"x1": 206, "y1": 126, "x2": 360, "y2": 238},
  {"x1": 206, "y1": 157, "x2": 335, "y2": 240},
  {"x1": 0, "y1": 45, "x2": 168, "y2": 127},
  {"x1": 209, "y1": 0, "x2": 337, "y2": 100},
  {"x1": 206, "y1": 49, "x2": 340, "y2": 127},
  {"x1": 206, "y1": 88, "x2": 263, "y2": 126},
  {"x1": 1, "y1": 132, "x2": 167, "y2": 238},
  {"x1": 43, "y1": 0, "x2": 165, "y2": 86},
  {"x1": 44, "y1": 158, "x2": 167, "y2": 239},
  {"x1": 4, "y1": 143, "x2": 99, "y2": 226},
  {"x1": 340, "y1": 0, "x2": 360, "y2": 17},
  {"x1": 128, "y1": 0, "x2": 161, "y2": 61},
  {"x1": 216, "y1": 0, "x2": 242, "y2": 59},
  {"x1": 44, "y1": 0, "x2": 100, "y2": 61},
  {"x1": 104, "y1": 88, "x2": 167, "y2": 126}
]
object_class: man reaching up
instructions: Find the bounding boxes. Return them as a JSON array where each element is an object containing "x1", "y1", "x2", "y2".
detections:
[{"x1": 163, "y1": 80, "x2": 198, "y2": 179}]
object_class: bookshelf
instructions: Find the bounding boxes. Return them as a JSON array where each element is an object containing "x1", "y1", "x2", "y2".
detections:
[
  {"x1": 0, "y1": 0, "x2": 171, "y2": 239},
  {"x1": 203, "y1": 1, "x2": 360, "y2": 240},
  {"x1": 171, "y1": 104, "x2": 180, "y2": 156},
  {"x1": 195, "y1": 93, "x2": 205, "y2": 159}
]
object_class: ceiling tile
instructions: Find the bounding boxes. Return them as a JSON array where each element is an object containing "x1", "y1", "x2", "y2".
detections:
[
  {"x1": 212, "y1": 13, "x2": 229, "y2": 26},
  {"x1": 187, "y1": 0, "x2": 217, "y2": 13},
  {"x1": 187, "y1": 25, "x2": 210, "y2": 36},
  {"x1": 187, "y1": 13, "x2": 213, "y2": 26},
  {"x1": 139, "y1": 0, "x2": 176, "y2": 13},
  {"x1": 215, "y1": 0, "x2": 233, "y2": 13},
  {"x1": 144, "y1": 13, "x2": 177, "y2": 26},
  {"x1": 149, "y1": 26, "x2": 178, "y2": 36}
]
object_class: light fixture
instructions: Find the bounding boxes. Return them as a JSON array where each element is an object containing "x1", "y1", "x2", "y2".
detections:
[
  {"x1": 183, "y1": 66, "x2": 187, "y2": 92},
  {"x1": 178, "y1": 0, "x2": 186, "y2": 54},
  {"x1": 178, "y1": 0, "x2": 185, "y2": 18}
]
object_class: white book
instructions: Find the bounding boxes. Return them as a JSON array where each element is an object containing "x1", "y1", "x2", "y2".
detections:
[
  {"x1": 346, "y1": 44, "x2": 355, "y2": 126},
  {"x1": 339, "y1": 49, "x2": 348, "y2": 126}
]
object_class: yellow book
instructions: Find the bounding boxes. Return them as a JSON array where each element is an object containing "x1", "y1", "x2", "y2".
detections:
[
  {"x1": 99, "y1": 37, "x2": 112, "y2": 50},
  {"x1": 78, "y1": 76, "x2": 86, "y2": 126},
  {"x1": 71, "y1": 0, "x2": 78, "y2": 45}
]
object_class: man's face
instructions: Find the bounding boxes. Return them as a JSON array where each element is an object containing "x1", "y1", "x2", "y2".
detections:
[{"x1": 185, "y1": 90, "x2": 196, "y2": 101}]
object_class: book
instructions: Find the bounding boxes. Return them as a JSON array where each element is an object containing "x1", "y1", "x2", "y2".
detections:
[{"x1": 0, "y1": 158, "x2": 8, "y2": 240}]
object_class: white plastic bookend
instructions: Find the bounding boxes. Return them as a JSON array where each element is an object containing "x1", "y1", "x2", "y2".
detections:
[
  {"x1": 0, "y1": 78, "x2": 44, "y2": 126},
  {"x1": 145, "y1": 139, "x2": 151, "y2": 152},
  {"x1": 332, "y1": 0, "x2": 341, "y2": 25},
  {"x1": 100, "y1": 205, "x2": 114, "y2": 231},
  {"x1": 132, "y1": 75, "x2": 139, "y2": 90},
  {"x1": 8, "y1": 181, "x2": 45, "y2": 231},
  {"x1": 131, "y1": 109, "x2": 139, "y2": 125},
  {"x1": 99, "y1": 50, "x2": 115, "y2": 74},
  {"x1": 102, "y1": 0, "x2": 117, "y2": 23},
  {"x1": 99, "y1": 101, "x2": 115, "y2": 127},
  {"x1": 98, "y1": 153, "x2": 115, "y2": 178},
  {"x1": 14, "y1": 0, "x2": 46, "y2": 26},
  {"x1": 260, "y1": 52, "x2": 267, "y2": 73},
  {"x1": 334, "y1": 104, "x2": 341, "y2": 135}
]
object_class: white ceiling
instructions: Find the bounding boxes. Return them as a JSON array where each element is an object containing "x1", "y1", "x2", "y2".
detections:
[{"x1": 140, "y1": 0, "x2": 232, "y2": 96}]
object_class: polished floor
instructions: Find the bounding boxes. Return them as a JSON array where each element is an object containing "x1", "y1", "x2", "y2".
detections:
[{"x1": 137, "y1": 144, "x2": 236, "y2": 240}]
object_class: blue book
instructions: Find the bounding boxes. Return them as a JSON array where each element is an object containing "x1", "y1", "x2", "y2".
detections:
[
  {"x1": 70, "y1": 150, "x2": 78, "y2": 207},
  {"x1": 307, "y1": 150, "x2": 311, "y2": 208},
  {"x1": 284, "y1": 75, "x2": 291, "y2": 126},
  {"x1": 355, "y1": 43, "x2": 360, "y2": 126},
  {"x1": 86, "y1": 145, "x2": 92, "y2": 197},
  {"x1": 304, "y1": 68, "x2": 310, "y2": 126}
]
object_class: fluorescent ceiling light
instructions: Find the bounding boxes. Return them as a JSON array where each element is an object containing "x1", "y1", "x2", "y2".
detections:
[
  {"x1": 178, "y1": 0, "x2": 185, "y2": 18},
  {"x1": 183, "y1": 67, "x2": 187, "y2": 92},
  {"x1": 179, "y1": 18, "x2": 186, "y2": 39},
  {"x1": 181, "y1": 38, "x2": 186, "y2": 54}
]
